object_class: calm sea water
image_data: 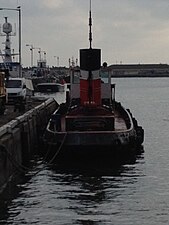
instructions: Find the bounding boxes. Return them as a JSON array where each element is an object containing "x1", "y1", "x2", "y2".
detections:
[{"x1": 1, "y1": 78, "x2": 169, "y2": 224}]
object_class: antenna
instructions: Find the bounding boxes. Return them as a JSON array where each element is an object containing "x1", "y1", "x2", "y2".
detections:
[{"x1": 89, "y1": 0, "x2": 92, "y2": 49}]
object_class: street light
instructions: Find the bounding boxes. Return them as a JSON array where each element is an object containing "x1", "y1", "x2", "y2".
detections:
[
  {"x1": 38, "y1": 48, "x2": 46, "y2": 61},
  {"x1": 41, "y1": 51, "x2": 46, "y2": 61},
  {"x1": 26, "y1": 44, "x2": 33, "y2": 67},
  {"x1": 0, "y1": 6, "x2": 22, "y2": 77},
  {"x1": 26, "y1": 44, "x2": 40, "y2": 67},
  {"x1": 54, "y1": 56, "x2": 59, "y2": 67}
]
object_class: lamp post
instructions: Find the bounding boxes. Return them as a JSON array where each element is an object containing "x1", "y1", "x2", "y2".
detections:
[
  {"x1": 57, "y1": 56, "x2": 59, "y2": 67},
  {"x1": 26, "y1": 44, "x2": 33, "y2": 67},
  {"x1": 54, "y1": 56, "x2": 59, "y2": 67},
  {"x1": 54, "y1": 56, "x2": 57, "y2": 67},
  {"x1": 41, "y1": 51, "x2": 46, "y2": 61},
  {"x1": 0, "y1": 6, "x2": 22, "y2": 77},
  {"x1": 38, "y1": 49, "x2": 47, "y2": 68},
  {"x1": 26, "y1": 45, "x2": 41, "y2": 67},
  {"x1": 38, "y1": 48, "x2": 42, "y2": 61},
  {"x1": 38, "y1": 49, "x2": 46, "y2": 62}
]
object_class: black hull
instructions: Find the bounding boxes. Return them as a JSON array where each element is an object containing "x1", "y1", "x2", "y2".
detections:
[{"x1": 42, "y1": 140, "x2": 144, "y2": 164}]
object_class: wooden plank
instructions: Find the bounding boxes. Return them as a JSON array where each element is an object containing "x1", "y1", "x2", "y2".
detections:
[
  {"x1": 114, "y1": 116, "x2": 127, "y2": 130},
  {"x1": 61, "y1": 116, "x2": 66, "y2": 131}
]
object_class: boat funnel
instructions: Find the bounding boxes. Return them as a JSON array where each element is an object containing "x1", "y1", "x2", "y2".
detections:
[{"x1": 80, "y1": 48, "x2": 101, "y2": 71}]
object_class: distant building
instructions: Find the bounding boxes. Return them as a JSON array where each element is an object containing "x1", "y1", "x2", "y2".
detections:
[{"x1": 108, "y1": 64, "x2": 169, "y2": 77}]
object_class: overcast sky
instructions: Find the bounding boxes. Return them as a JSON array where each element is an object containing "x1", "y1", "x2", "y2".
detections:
[{"x1": 1, "y1": 0, "x2": 169, "y2": 67}]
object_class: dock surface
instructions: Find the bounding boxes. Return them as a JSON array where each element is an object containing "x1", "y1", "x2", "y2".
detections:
[{"x1": 0, "y1": 98, "x2": 44, "y2": 127}]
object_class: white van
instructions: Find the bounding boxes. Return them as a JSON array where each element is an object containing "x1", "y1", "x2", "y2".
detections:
[{"x1": 6, "y1": 78, "x2": 27, "y2": 103}]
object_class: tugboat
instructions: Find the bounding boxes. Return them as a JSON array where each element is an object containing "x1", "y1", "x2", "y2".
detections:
[{"x1": 43, "y1": 1, "x2": 144, "y2": 161}]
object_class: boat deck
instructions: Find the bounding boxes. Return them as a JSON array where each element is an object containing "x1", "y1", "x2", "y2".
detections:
[
  {"x1": 60, "y1": 111, "x2": 127, "y2": 132},
  {"x1": 114, "y1": 112, "x2": 127, "y2": 131}
]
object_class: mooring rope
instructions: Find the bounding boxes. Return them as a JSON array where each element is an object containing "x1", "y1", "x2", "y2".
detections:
[
  {"x1": 0, "y1": 99, "x2": 62, "y2": 177},
  {"x1": 0, "y1": 130, "x2": 67, "y2": 176},
  {"x1": 47, "y1": 132, "x2": 67, "y2": 164},
  {"x1": 0, "y1": 144, "x2": 28, "y2": 173}
]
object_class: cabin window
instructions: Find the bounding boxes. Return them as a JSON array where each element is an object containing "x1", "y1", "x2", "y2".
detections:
[
  {"x1": 37, "y1": 84, "x2": 59, "y2": 93},
  {"x1": 6, "y1": 80, "x2": 22, "y2": 88},
  {"x1": 100, "y1": 70, "x2": 109, "y2": 83},
  {"x1": 72, "y1": 70, "x2": 80, "y2": 84}
]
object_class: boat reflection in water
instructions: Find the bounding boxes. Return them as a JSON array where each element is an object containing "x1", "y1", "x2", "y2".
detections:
[
  {"x1": 0, "y1": 145, "x2": 144, "y2": 225},
  {"x1": 48, "y1": 145, "x2": 144, "y2": 176}
]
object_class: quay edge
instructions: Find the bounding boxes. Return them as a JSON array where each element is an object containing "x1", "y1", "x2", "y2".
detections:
[{"x1": 0, "y1": 98, "x2": 58, "y2": 193}]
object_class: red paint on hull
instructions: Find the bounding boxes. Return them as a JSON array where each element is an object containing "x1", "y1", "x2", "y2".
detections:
[{"x1": 80, "y1": 79, "x2": 101, "y2": 105}]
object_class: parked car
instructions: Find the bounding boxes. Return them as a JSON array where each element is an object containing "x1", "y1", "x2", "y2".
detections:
[{"x1": 5, "y1": 78, "x2": 27, "y2": 106}]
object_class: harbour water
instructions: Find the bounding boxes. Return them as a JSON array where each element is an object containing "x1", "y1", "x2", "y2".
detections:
[{"x1": 1, "y1": 78, "x2": 169, "y2": 224}]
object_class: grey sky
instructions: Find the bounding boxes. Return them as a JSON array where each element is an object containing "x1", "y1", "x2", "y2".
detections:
[{"x1": 1, "y1": 0, "x2": 169, "y2": 67}]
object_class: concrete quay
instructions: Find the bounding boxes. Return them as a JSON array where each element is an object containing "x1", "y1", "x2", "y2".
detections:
[{"x1": 0, "y1": 98, "x2": 58, "y2": 192}]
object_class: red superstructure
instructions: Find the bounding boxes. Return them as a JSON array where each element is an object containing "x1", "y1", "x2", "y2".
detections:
[
  {"x1": 80, "y1": 48, "x2": 101, "y2": 106},
  {"x1": 80, "y1": 78, "x2": 101, "y2": 106}
]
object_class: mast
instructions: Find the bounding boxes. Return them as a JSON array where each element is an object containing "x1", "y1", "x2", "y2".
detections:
[
  {"x1": 2, "y1": 17, "x2": 13, "y2": 64},
  {"x1": 88, "y1": 0, "x2": 92, "y2": 103},
  {"x1": 89, "y1": 0, "x2": 92, "y2": 49},
  {"x1": 79, "y1": 0, "x2": 101, "y2": 106}
]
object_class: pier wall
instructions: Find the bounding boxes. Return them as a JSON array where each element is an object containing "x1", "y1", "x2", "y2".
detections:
[{"x1": 0, "y1": 98, "x2": 58, "y2": 192}]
